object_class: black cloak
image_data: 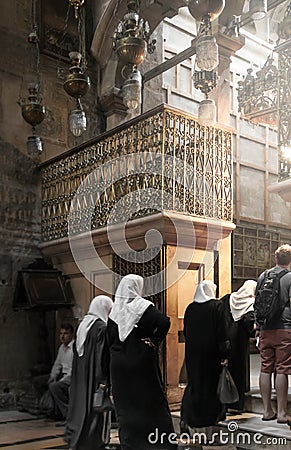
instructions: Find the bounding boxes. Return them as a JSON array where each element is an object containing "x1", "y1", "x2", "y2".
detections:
[
  {"x1": 65, "y1": 319, "x2": 110, "y2": 450},
  {"x1": 181, "y1": 299, "x2": 229, "y2": 428},
  {"x1": 107, "y1": 305, "x2": 177, "y2": 450}
]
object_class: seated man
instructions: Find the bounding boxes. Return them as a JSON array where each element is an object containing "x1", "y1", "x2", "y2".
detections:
[{"x1": 33, "y1": 323, "x2": 74, "y2": 420}]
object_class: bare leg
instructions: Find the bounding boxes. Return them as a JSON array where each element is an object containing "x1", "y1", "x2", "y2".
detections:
[
  {"x1": 259, "y1": 372, "x2": 276, "y2": 419},
  {"x1": 275, "y1": 373, "x2": 289, "y2": 422}
]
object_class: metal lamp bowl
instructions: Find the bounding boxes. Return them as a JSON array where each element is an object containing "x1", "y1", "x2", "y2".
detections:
[
  {"x1": 63, "y1": 73, "x2": 91, "y2": 98},
  {"x1": 21, "y1": 103, "x2": 46, "y2": 127},
  {"x1": 116, "y1": 37, "x2": 147, "y2": 65},
  {"x1": 188, "y1": 0, "x2": 225, "y2": 22}
]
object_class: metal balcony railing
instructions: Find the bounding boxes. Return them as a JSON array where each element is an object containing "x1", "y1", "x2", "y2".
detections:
[{"x1": 41, "y1": 104, "x2": 233, "y2": 242}]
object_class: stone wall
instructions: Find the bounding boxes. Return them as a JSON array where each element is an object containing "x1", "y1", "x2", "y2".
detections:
[{"x1": 0, "y1": 139, "x2": 42, "y2": 399}]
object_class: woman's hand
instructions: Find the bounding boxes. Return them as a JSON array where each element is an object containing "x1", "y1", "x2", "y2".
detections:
[{"x1": 221, "y1": 359, "x2": 228, "y2": 366}]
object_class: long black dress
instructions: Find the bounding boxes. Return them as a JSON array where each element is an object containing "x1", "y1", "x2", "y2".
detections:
[
  {"x1": 220, "y1": 294, "x2": 255, "y2": 411},
  {"x1": 107, "y1": 305, "x2": 177, "y2": 450},
  {"x1": 65, "y1": 320, "x2": 110, "y2": 450},
  {"x1": 181, "y1": 299, "x2": 229, "y2": 428}
]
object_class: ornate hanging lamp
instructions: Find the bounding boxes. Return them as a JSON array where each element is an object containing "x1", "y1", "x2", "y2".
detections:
[
  {"x1": 18, "y1": 0, "x2": 45, "y2": 157},
  {"x1": 63, "y1": 1, "x2": 90, "y2": 137},
  {"x1": 113, "y1": 0, "x2": 155, "y2": 110},
  {"x1": 249, "y1": 0, "x2": 267, "y2": 21},
  {"x1": 188, "y1": 0, "x2": 225, "y2": 125}
]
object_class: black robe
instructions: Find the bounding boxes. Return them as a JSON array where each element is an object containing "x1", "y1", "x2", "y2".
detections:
[
  {"x1": 65, "y1": 319, "x2": 110, "y2": 450},
  {"x1": 220, "y1": 294, "x2": 255, "y2": 411},
  {"x1": 107, "y1": 305, "x2": 177, "y2": 450},
  {"x1": 181, "y1": 299, "x2": 229, "y2": 428}
]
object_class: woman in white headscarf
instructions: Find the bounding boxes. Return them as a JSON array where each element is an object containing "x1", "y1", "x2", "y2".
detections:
[
  {"x1": 107, "y1": 274, "x2": 177, "y2": 450},
  {"x1": 220, "y1": 280, "x2": 257, "y2": 412},
  {"x1": 180, "y1": 280, "x2": 230, "y2": 434},
  {"x1": 65, "y1": 295, "x2": 113, "y2": 450}
]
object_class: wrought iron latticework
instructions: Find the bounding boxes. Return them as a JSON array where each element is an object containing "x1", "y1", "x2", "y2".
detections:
[
  {"x1": 278, "y1": 40, "x2": 291, "y2": 180},
  {"x1": 237, "y1": 2, "x2": 291, "y2": 182},
  {"x1": 41, "y1": 105, "x2": 232, "y2": 242}
]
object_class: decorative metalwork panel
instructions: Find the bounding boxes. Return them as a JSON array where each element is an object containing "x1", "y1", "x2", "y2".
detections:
[
  {"x1": 113, "y1": 247, "x2": 164, "y2": 311},
  {"x1": 233, "y1": 224, "x2": 280, "y2": 280},
  {"x1": 41, "y1": 105, "x2": 233, "y2": 241},
  {"x1": 113, "y1": 247, "x2": 166, "y2": 381},
  {"x1": 278, "y1": 43, "x2": 291, "y2": 180}
]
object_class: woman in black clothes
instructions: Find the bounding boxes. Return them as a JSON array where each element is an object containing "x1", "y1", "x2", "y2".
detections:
[
  {"x1": 180, "y1": 280, "x2": 230, "y2": 433},
  {"x1": 107, "y1": 274, "x2": 177, "y2": 450},
  {"x1": 220, "y1": 280, "x2": 256, "y2": 412},
  {"x1": 65, "y1": 295, "x2": 113, "y2": 450}
]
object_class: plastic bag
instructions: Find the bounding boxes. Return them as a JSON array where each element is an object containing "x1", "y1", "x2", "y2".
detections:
[
  {"x1": 39, "y1": 389, "x2": 54, "y2": 415},
  {"x1": 217, "y1": 366, "x2": 239, "y2": 404}
]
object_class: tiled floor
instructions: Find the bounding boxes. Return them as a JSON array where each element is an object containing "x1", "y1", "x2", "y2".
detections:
[{"x1": 1, "y1": 410, "x2": 291, "y2": 450}]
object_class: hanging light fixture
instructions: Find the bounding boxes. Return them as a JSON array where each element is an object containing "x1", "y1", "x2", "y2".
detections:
[
  {"x1": 237, "y1": 2, "x2": 291, "y2": 180},
  {"x1": 198, "y1": 99, "x2": 217, "y2": 126},
  {"x1": 113, "y1": 0, "x2": 155, "y2": 68},
  {"x1": 113, "y1": 0, "x2": 155, "y2": 111},
  {"x1": 69, "y1": 103, "x2": 87, "y2": 137},
  {"x1": 122, "y1": 69, "x2": 142, "y2": 110},
  {"x1": 249, "y1": 0, "x2": 267, "y2": 21},
  {"x1": 187, "y1": 0, "x2": 225, "y2": 22},
  {"x1": 64, "y1": 52, "x2": 90, "y2": 136},
  {"x1": 193, "y1": 70, "x2": 218, "y2": 125},
  {"x1": 195, "y1": 14, "x2": 219, "y2": 72},
  {"x1": 63, "y1": 1, "x2": 90, "y2": 137},
  {"x1": 20, "y1": 83, "x2": 46, "y2": 156},
  {"x1": 18, "y1": 0, "x2": 45, "y2": 157},
  {"x1": 188, "y1": 0, "x2": 225, "y2": 126}
]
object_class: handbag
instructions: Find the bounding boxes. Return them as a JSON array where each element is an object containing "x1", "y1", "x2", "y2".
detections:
[
  {"x1": 217, "y1": 366, "x2": 239, "y2": 404},
  {"x1": 92, "y1": 385, "x2": 114, "y2": 413}
]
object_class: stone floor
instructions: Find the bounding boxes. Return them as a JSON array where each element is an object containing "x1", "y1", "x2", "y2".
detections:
[{"x1": 1, "y1": 410, "x2": 291, "y2": 450}]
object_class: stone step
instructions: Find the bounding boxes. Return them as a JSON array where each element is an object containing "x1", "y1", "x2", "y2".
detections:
[
  {"x1": 171, "y1": 411, "x2": 291, "y2": 450},
  {"x1": 244, "y1": 389, "x2": 291, "y2": 415}
]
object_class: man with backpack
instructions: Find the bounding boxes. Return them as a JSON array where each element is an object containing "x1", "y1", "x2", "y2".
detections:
[{"x1": 254, "y1": 244, "x2": 291, "y2": 424}]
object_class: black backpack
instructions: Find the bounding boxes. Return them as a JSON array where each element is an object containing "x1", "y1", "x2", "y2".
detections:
[{"x1": 254, "y1": 269, "x2": 288, "y2": 327}]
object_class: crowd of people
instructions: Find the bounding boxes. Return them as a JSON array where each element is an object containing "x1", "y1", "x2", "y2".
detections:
[{"x1": 34, "y1": 243, "x2": 291, "y2": 449}]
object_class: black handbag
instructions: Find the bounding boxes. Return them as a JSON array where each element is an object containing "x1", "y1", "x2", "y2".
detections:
[
  {"x1": 92, "y1": 385, "x2": 114, "y2": 413},
  {"x1": 217, "y1": 366, "x2": 239, "y2": 404}
]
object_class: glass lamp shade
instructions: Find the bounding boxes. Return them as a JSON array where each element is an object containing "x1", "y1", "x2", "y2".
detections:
[
  {"x1": 281, "y1": 145, "x2": 291, "y2": 161},
  {"x1": 188, "y1": 0, "x2": 225, "y2": 22},
  {"x1": 196, "y1": 35, "x2": 218, "y2": 71},
  {"x1": 198, "y1": 99, "x2": 216, "y2": 126},
  {"x1": 27, "y1": 135, "x2": 43, "y2": 157},
  {"x1": 69, "y1": 109, "x2": 87, "y2": 137},
  {"x1": 249, "y1": 0, "x2": 267, "y2": 20},
  {"x1": 122, "y1": 69, "x2": 142, "y2": 110}
]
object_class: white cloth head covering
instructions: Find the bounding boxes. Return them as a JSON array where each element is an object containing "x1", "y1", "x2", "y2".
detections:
[
  {"x1": 109, "y1": 274, "x2": 153, "y2": 342},
  {"x1": 193, "y1": 280, "x2": 217, "y2": 303},
  {"x1": 230, "y1": 279, "x2": 257, "y2": 322},
  {"x1": 76, "y1": 295, "x2": 113, "y2": 357}
]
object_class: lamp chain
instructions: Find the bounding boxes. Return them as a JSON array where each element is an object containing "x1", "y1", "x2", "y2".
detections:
[{"x1": 56, "y1": 4, "x2": 71, "y2": 79}]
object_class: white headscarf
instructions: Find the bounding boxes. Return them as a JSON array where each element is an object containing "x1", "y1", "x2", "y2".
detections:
[
  {"x1": 109, "y1": 274, "x2": 153, "y2": 342},
  {"x1": 230, "y1": 280, "x2": 257, "y2": 322},
  {"x1": 76, "y1": 295, "x2": 113, "y2": 357},
  {"x1": 193, "y1": 280, "x2": 217, "y2": 303}
]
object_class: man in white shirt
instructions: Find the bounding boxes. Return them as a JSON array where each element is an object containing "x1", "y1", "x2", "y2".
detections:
[
  {"x1": 48, "y1": 323, "x2": 74, "y2": 420},
  {"x1": 33, "y1": 323, "x2": 74, "y2": 420}
]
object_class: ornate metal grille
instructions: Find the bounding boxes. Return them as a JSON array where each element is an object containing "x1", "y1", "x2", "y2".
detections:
[
  {"x1": 113, "y1": 247, "x2": 165, "y2": 311},
  {"x1": 41, "y1": 105, "x2": 233, "y2": 241},
  {"x1": 278, "y1": 42, "x2": 291, "y2": 180}
]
